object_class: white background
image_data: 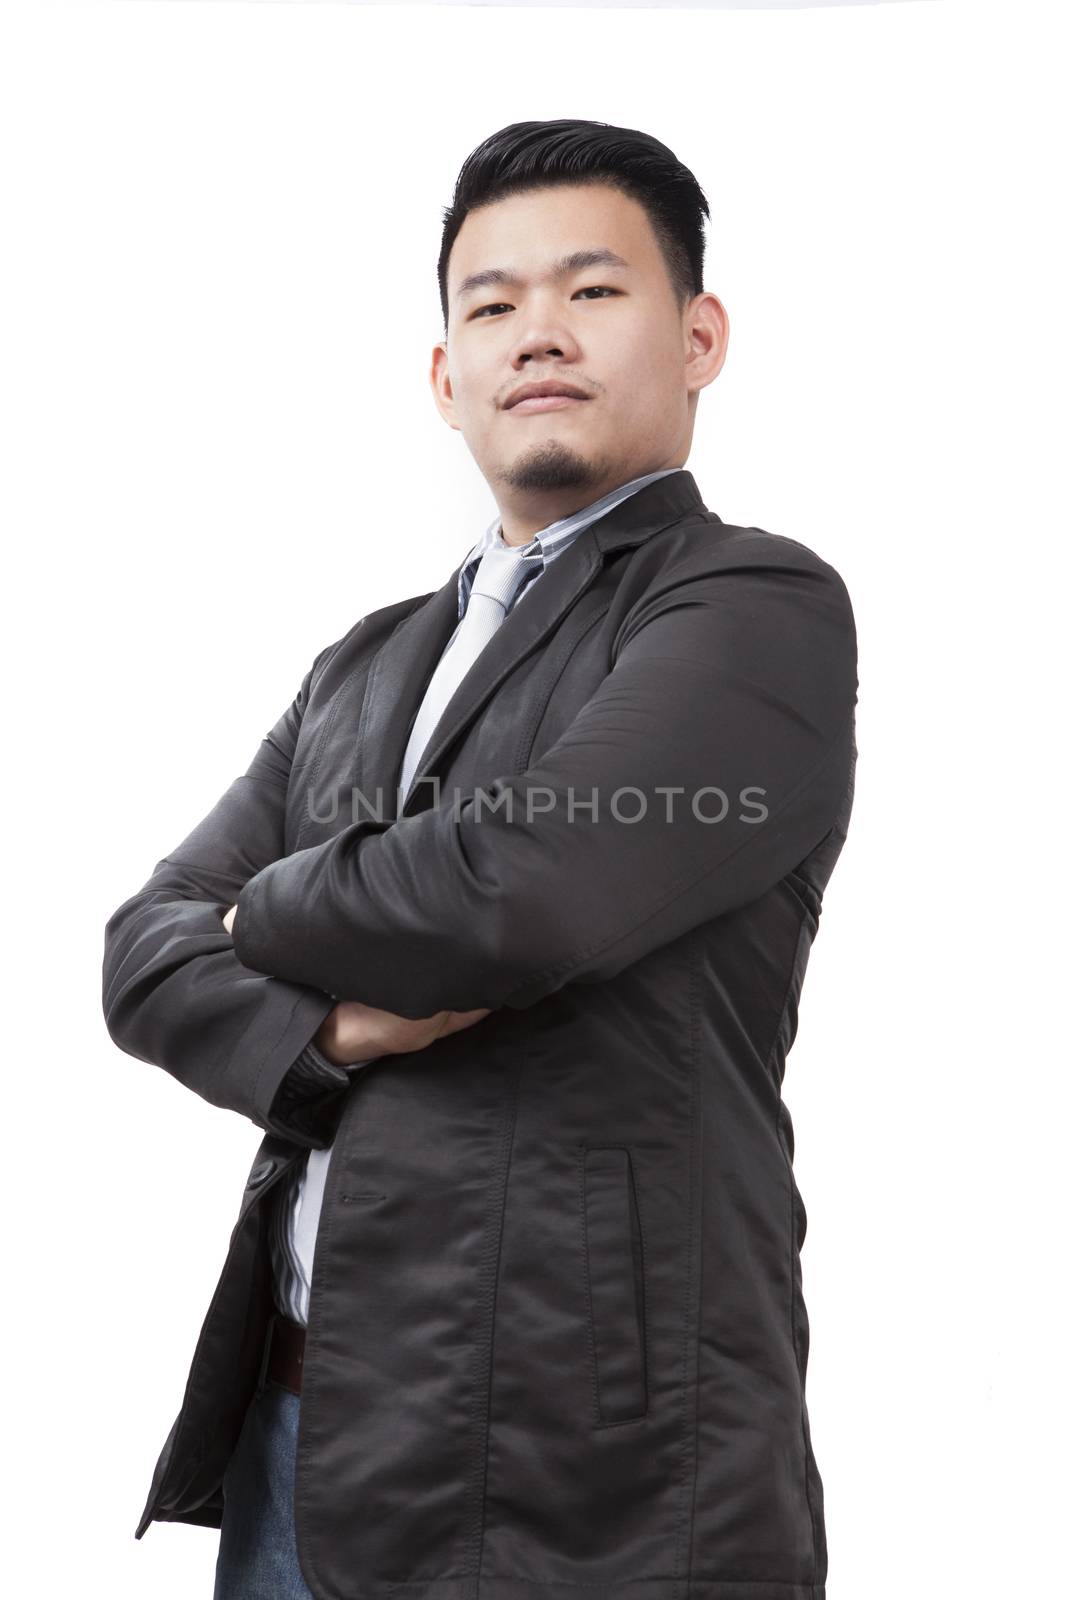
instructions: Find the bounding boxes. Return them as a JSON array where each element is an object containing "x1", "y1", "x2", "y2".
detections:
[{"x1": 1, "y1": 1, "x2": 1062, "y2": 1594}]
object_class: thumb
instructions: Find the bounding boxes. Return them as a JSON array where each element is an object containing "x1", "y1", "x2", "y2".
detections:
[{"x1": 437, "y1": 1007, "x2": 493, "y2": 1037}]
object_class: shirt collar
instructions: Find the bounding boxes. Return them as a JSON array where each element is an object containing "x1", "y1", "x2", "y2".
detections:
[{"x1": 457, "y1": 467, "x2": 685, "y2": 618}]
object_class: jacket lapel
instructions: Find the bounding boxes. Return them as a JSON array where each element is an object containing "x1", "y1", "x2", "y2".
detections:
[{"x1": 351, "y1": 469, "x2": 710, "y2": 823}]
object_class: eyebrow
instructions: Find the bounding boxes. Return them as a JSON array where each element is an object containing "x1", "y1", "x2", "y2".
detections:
[{"x1": 454, "y1": 248, "x2": 632, "y2": 304}]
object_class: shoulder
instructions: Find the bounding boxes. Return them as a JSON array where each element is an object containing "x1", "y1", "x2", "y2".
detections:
[
  {"x1": 657, "y1": 510, "x2": 849, "y2": 587},
  {"x1": 306, "y1": 589, "x2": 436, "y2": 700},
  {"x1": 612, "y1": 512, "x2": 857, "y2": 677},
  {"x1": 620, "y1": 510, "x2": 854, "y2": 617}
]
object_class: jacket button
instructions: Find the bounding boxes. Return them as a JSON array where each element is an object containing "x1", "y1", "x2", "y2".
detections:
[{"x1": 246, "y1": 1157, "x2": 278, "y2": 1189}]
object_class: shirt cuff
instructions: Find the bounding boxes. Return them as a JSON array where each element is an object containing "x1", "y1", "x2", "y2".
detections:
[{"x1": 285, "y1": 1039, "x2": 353, "y2": 1094}]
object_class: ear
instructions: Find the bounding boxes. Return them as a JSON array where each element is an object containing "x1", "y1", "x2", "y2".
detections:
[
  {"x1": 684, "y1": 292, "x2": 730, "y2": 397},
  {"x1": 429, "y1": 340, "x2": 462, "y2": 432}
]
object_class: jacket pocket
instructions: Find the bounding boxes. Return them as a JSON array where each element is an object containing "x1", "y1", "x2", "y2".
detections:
[{"x1": 580, "y1": 1144, "x2": 648, "y2": 1425}]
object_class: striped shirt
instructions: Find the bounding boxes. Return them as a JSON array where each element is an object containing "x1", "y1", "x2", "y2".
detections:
[{"x1": 268, "y1": 467, "x2": 685, "y2": 1325}]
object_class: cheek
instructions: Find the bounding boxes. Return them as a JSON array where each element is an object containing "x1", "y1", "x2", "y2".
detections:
[
  {"x1": 613, "y1": 363, "x2": 664, "y2": 421},
  {"x1": 465, "y1": 358, "x2": 504, "y2": 417},
  {"x1": 601, "y1": 324, "x2": 658, "y2": 390}
]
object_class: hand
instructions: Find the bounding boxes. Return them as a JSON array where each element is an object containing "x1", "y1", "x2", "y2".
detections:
[
  {"x1": 221, "y1": 899, "x2": 489, "y2": 1063},
  {"x1": 313, "y1": 998, "x2": 493, "y2": 1066}
]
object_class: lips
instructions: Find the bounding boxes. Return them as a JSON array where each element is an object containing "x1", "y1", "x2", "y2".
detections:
[
  {"x1": 508, "y1": 394, "x2": 587, "y2": 414},
  {"x1": 504, "y1": 382, "x2": 591, "y2": 410}
]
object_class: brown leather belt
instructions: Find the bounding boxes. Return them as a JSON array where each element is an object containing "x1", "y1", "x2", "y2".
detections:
[{"x1": 264, "y1": 1309, "x2": 306, "y2": 1396}]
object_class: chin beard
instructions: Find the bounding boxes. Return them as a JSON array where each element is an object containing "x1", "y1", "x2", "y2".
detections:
[{"x1": 497, "y1": 438, "x2": 602, "y2": 496}]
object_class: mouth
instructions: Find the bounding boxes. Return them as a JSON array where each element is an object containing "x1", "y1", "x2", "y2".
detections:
[{"x1": 507, "y1": 395, "x2": 589, "y2": 414}]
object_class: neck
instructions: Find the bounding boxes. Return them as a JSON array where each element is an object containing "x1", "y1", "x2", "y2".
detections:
[{"x1": 495, "y1": 463, "x2": 682, "y2": 546}]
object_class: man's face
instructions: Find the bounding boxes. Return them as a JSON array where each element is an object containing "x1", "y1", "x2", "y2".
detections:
[{"x1": 430, "y1": 182, "x2": 726, "y2": 533}]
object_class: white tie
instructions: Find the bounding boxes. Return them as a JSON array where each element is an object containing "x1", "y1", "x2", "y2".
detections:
[{"x1": 399, "y1": 542, "x2": 539, "y2": 805}]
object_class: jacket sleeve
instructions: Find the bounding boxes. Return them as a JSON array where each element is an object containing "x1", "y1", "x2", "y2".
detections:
[
  {"x1": 231, "y1": 547, "x2": 858, "y2": 1017},
  {"x1": 101, "y1": 646, "x2": 370, "y2": 1149}
]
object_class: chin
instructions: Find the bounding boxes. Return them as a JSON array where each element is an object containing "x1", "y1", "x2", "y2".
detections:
[{"x1": 498, "y1": 438, "x2": 603, "y2": 496}]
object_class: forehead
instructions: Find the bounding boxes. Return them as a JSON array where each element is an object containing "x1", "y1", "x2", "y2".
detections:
[{"x1": 448, "y1": 183, "x2": 659, "y2": 295}]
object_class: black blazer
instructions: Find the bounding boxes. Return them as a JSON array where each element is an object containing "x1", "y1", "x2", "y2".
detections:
[{"x1": 102, "y1": 469, "x2": 858, "y2": 1600}]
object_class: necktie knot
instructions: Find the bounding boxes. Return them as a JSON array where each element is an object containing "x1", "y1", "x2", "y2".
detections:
[{"x1": 468, "y1": 542, "x2": 541, "y2": 614}]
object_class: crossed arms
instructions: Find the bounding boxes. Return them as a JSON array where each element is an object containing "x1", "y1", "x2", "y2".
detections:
[{"x1": 101, "y1": 542, "x2": 856, "y2": 1146}]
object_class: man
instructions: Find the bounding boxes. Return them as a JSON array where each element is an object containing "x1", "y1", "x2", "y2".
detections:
[{"x1": 102, "y1": 118, "x2": 858, "y2": 1600}]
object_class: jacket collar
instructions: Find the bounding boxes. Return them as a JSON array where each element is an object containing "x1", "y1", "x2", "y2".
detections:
[{"x1": 352, "y1": 468, "x2": 712, "y2": 822}]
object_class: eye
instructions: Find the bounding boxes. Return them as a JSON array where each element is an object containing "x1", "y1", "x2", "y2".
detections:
[{"x1": 471, "y1": 286, "x2": 619, "y2": 320}]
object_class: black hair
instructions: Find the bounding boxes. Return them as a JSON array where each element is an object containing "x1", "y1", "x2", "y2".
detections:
[{"x1": 437, "y1": 119, "x2": 710, "y2": 334}]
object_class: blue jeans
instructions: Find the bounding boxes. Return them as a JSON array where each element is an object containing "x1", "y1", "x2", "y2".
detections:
[{"x1": 212, "y1": 1379, "x2": 314, "y2": 1600}]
